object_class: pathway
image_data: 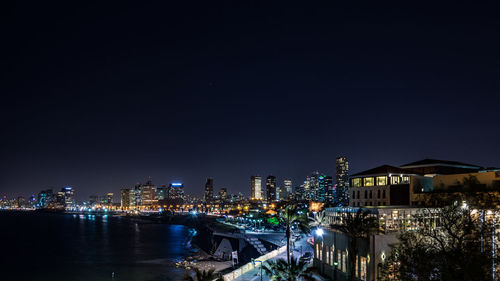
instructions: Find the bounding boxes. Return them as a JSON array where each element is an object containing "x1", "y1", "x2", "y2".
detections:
[{"x1": 231, "y1": 237, "x2": 313, "y2": 281}]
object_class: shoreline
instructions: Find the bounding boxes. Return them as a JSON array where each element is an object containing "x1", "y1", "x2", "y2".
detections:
[{"x1": 3, "y1": 210, "x2": 258, "y2": 274}]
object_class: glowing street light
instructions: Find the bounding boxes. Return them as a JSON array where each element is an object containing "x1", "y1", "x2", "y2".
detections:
[{"x1": 315, "y1": 228, "x2": 324, "y2": 237}]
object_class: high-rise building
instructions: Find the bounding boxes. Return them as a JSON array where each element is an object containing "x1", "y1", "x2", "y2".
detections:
[
  {"x1": 168, "y1": 183, "x2": 184, "y2": 200},
  {"x1": 157, "y1": 185, "x2": 168, "y2": 200},
  {"x1": 283, "y1": 179, "x2": 292, "y2": 200},
  {"x1": 62, "y1": 187, "x2": 75, "y2": 208},
  {"x1": 121, "y1": 189, "x2": 131, "y2": 208},
  {"x1": 219, "y1": 188, "x2": 227, "y2": 202},
  {"x1": 335, "y1": 156, "x2": 349, "y2": 206},
  {"x1": 266, "y1": 175, "x2": 277, "y2": 203},
  {"x1": 141, "y1": 180, "x2": 157, "y2": 206},
  {"x1": 322, "y1": 176, "x2": 334, "y2": 203},
  {"x1": 204, "y1": 178, "x2": 214, "y2": 203},
  {"x1": 303, "y1": 171, "x2": 319, "y2": 201},
  {"x1": 250, "y1": 176, "x2": 262, "y2": 200},
  {"x1": 132, "y1": 183, "x2": 142, "y2": 206},
  {"x1": 299, "y1": 172, "x2": 333, "y2": 202}
]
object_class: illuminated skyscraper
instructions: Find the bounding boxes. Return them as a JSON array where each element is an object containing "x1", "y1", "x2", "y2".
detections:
[
  {"x1": 121, "y1": 189, "x2": 131, "y2": 208},
  {"x1": 335, "y1": 156, "x2": 349, "y2": 206},
  {"x1": 62, "y1": 187, "x2": 75, "y2": 208},
  {"x1": 250, "y1": 175, "x2": 262, "y2": 200},
  {"x1": 298, "y1": 172, "x2": 333, "y2": 202},
  {"x1": 283, "y1": 179, "x2": 292, "y2": 199},
  {"x1": 323, "y1": 176, "x2": 334, "y2": 203},
  {"x1": 141, "y1": 179, "x2": 157, "y2": 206},
  {"x1": 204, "y1": 178, "x2": 214, "y2": 203},
  {"x1": 303, "y1": 171, "x2": 319, "y2": 201},
  {"x1": 266, "y1": 175, "x2": 277, "y2": 203},
  {"x1": 168, "y1": 183, "x2": 184, "y2": 200}
]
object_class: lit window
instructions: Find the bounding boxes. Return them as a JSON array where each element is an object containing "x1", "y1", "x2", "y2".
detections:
[
  {"x1": 352, "y1": 178, "x2": 361, "y2": 187},
  {"x1": 363, "y1": 177, "x2": 374, "y2": 187},
  {"x1": 342, "y1": 251, "x2": 347, "y2": 272},
  {"x1": 390, "y1": 176, "x2": 400, "y2": 185},
  {"x1": 330, "y1": 247, "x2": 334, "y2": 266},
  {"x1": 337, "y1": 250, "x2": 341, "y2": 269},
  {"x1": 402, "y1": 176, "x2": 410, "y2": 183},
  {"x1": 356, "y1": 256, "x2": 359, "y2": 278},
  {"x1": 319, "y1": 242, "x2": 323, "y2": 260},
  {"x1": 376, "y1": 176, "x2": 387, "y2": 186},
  {"x1": 360, "y1": 256, "x2": 367, "y2": 281}
]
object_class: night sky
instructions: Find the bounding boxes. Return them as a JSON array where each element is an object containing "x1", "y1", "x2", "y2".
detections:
[{"x1": 1, "y1": 1, "x2": 499, "y2": 200}]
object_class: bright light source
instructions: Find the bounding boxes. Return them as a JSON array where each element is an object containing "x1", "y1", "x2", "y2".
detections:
[{"x1": 315, "y1": 228, "x2": 324, "y2": 237}]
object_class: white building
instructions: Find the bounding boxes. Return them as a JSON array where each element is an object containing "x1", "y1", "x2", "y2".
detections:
[{"x1": 250, "y1": 175, "x2": 262, "y2": 200}]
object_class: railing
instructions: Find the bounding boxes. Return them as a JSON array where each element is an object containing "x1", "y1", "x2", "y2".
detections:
[{"x1": 222, "y1": 245, "x2": 287, "y2": 281}]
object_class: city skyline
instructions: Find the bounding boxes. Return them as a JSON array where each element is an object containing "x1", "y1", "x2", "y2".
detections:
[
  {"x1": 2, "y1": 1, "x2": 499, "y2": 200},
  {"x1": 1, "y1": 155, "x2": 498, "y2": 201},
  {"x1": 2, "y1": 2, "x2": 500, "y2": 281}
]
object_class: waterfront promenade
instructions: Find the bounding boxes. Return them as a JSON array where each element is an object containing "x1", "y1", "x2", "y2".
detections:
[{"x1": 231, "y1": 237, "x2": 314, "y2": 281}]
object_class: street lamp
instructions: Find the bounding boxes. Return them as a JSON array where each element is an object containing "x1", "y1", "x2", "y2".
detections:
[
  {"x1": 251, "y1": 259, "x2": 263, "y2": 281},
  {"x1": 315, "y1": 228, "x2": 324, "y2": 273}
]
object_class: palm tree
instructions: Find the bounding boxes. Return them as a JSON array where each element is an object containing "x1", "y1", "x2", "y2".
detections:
[
  {"x1": 331, "y1": 208, "x2": 378, "y2": 281},
  {"x1": 279, "y1": 204, "x2": 310, "y2": 264},
  {"x1": 183, "y1": 268, "x2": 222, "y2": 281},
  {"x1": 263, "y1": 257, "x2": 315, "y2": 281},
  {"x1": 309, "y1": 210, "x2": 327, "y2": 229}
]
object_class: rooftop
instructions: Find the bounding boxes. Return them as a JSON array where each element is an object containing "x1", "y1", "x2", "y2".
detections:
[
  {"x1": 351, "y1": 165, "x2": 415, "y2": 177},
  {"x1": 399, "y1": 158, "x2": 482, "y2": 169}
]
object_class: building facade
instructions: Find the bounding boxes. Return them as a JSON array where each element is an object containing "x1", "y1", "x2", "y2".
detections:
[
  {"x1": 121, "y1": 189, "x2": 131, "y2": 208},
  {"x1": 322, "y1": 176, "x2": 334, "y2": 203},
  {"x1": 314, "y1": 159, "x2": 498, "y2": 281},
  {"x1": 140, "y1": 180, "x2": 157, "y2": 206},
  {"x1": 250, "y1": 175, "x2": 262, "y2": 201},
  {"x1": 62, "y1": 187, "x2": 75, "y2": 208},
  {"x1": 168, "y1": 183, "x2": 184, "y2": 200},
  {"x1": 283, "y1": 179, "x2": 292, "y2": 200},
  {"x1": 219, "y1": 188, "x2": 227, "y2": 202},
  {"x1": 266, "y1": 175, "x2": 277, "y2": 203},
  {"x1": 204, "y1": 178, "x2": 214, "y2": 203},
  {"x1": 336, "y1": 156, "x2": 349, "y2": 206}
]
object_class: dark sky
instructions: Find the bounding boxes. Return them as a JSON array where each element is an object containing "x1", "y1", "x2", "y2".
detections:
[{"x1": 1, "y1": 1, "x2": 499, "y2": 200}]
